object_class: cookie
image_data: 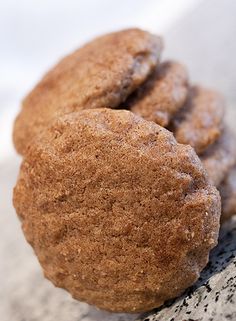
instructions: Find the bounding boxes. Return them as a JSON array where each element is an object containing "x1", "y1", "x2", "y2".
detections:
[
  {"x1": 128, "y1": 61, "x2": 188, "y2": 126},
  {"x1": 13, "y1": 28, "x2": 163, "y2": 155},
  {"x1": 13, "y1": 108, "x2": 220, "y2": 313},
  {"x1": 201, "y1": 128, "x2": 236, "y2": 187},
  {"x1": 219, "y1": 166, "x2": 236, "y2": 222},
  {"x1": 172, "y1": 86, "x2": 225, "y2": 154}
]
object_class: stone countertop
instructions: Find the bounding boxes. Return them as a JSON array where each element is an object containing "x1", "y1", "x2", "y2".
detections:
[{"x1": 138, "y1": 219, "x2": 236, "y2": 321}]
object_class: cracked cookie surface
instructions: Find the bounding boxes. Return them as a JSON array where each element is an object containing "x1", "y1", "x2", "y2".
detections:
[
  {"x1": 13, "y1": 28, "x2": 162, "y2": 155},
  {"x1": 13, "y1": 108, "x2": 220, "y2": 313}
]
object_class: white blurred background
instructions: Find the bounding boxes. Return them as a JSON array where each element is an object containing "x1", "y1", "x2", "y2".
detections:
[
  {"x1": 1, "y1": 1, "x2": 236, "y2": 320},
  {"x1": 2, "y1": 0, "x2": 236, "y2": 163}
]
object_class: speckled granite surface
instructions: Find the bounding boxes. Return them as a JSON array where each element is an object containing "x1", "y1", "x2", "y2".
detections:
[
  {"x1": 1, "y1": 0, "x2": 236, "y2": 320},
  {"x1": 138, "y1": 219, "x2": 236, "y2": 321}
]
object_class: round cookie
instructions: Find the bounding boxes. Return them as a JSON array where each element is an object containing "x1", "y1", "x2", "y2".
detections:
[
  {"x1": 219, "y1": 166, "x2": 236, "y2": 222},
  {"x1": 13, "y1": 108, "x2": 220, "y2": 313},
  {"x1": 13, "y1": 28, "x2": 162, "y2": 155},
  {"x1": 201, "y1": 128, "x2": 236, "y2": 187},
  {"x1": 172, "y1": 86, "x2": 225, "y2": 154},
  {"x1": 129, "y1": 61, "x2": 188, "y2": 127}
]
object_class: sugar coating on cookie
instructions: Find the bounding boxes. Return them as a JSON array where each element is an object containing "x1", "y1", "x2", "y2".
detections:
[
  {"x1": 201, "y1": 128, "x2": 236, "y2": 187},
  {"x1": 13, "y1": 108, "x2": 220, "y2": 313},
  {"x1": 219, "y1": 166, "x2": 236, "y2": 222},
  {"x1": 129, "y1": 61, "x2": 188, "y2": 127},
  {"x1": 172, "y1": 86, "x2": 225, "y2": 154},
  {"x1": 13, "y1": 28, "x2": 163, "y2": 155}
]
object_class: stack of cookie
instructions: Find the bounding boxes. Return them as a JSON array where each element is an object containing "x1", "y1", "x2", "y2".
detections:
[
  {"x1": 13, "y1": 28, "x2": 236, "y2": 222},
  {"x1": 12, "y1": 28, "x2": 235, "y2": 313},
  {"x1": 126, "y1": 62, "x2": 236, "y2": 222}
]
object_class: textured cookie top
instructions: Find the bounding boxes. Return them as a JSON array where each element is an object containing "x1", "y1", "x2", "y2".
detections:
[
  {"x1": 14, "y1": 108, "x2": 220, "y2": 312},
  {"x1": 129, "y1": 61, "x2": 188, "y2": 126},
  {"x1": 172, "y1": 86, "x2": 225, "y2": 154},
  {"x1": 13, "y1": 28, "x2": 162, "y2": 155},
  {"x1": 201, "y1": 128, "x2": 236, "y2": 187}
]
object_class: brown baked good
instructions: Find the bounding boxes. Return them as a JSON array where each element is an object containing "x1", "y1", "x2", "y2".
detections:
[
  {"x1": 128, "y1": 61, "x2": 188, "y2": 126},
  {"x1": 219, "y1": 166, "x2": 236, "y2": 222},
  {"x1": 200, "y1": 128, "x2": 236, "y2": 187},
  {"x1": 13, "y1": 28, "x2": 162, "y2": 155},
  {"x1": 172, "y1": 86, "x2": 225, "y2": 154},
  {"x1": 13, "y1": 108, "x2": 220, "y2": 313}
]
